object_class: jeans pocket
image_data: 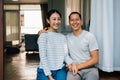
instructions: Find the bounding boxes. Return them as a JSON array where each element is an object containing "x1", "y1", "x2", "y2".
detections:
[{"x1": 37, "y1": 68, "x2": 48, "y2": 80}]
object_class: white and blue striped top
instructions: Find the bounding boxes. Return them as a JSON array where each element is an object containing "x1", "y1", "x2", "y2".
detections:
[{"x1": 37, "y1": 32, "x2": 73, "y2": 76}]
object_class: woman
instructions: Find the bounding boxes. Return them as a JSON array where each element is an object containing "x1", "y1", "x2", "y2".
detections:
[{"x1": 36, "y1": 9, "x2": 76, "y2": 80}]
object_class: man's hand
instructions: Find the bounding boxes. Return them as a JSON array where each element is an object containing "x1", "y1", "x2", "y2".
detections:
[
  {"x1": 71, "y1": 63, "x2": 78, "y2": 75},
  {"x1": 67, "y1": 63, "x2": 78, "y2": 75},
  {"x1": 38, "y1": 28, "x2": 48, "y2": 35}
]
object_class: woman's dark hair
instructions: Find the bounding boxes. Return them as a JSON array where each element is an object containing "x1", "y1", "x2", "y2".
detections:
[
  {"x1": 69, "y1": 12, "x2": 82, "y2": 20},
  {"x1": 46, "y1": 9, "x2": 62, "y2": 20}
]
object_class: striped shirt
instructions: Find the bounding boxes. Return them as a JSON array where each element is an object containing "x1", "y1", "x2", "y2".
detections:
[{"x1": 37, "y1": 32, "x2": 73, "y2": 76}]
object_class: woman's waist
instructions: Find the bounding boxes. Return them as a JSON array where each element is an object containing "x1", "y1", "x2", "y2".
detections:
[{"x1": 39, "y1": 63, "x2": 65, "y2": 70}]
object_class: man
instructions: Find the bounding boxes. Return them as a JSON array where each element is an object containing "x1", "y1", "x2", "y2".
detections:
[{"x1": 66, "y1": 12, "x2": 99, "y2": 80}]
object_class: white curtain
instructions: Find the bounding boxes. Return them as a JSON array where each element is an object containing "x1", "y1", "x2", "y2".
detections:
[
  {"x1": 65, "y1": 0, "x2": 80, "y2": 26},
  {"x1": 90, "y1": 0, "x2": 120, "y2": 72}
]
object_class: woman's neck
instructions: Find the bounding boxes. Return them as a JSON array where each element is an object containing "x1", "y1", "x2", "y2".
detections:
[{"x1": 47, "y1": 27, "x2": 57, "y2": 32}]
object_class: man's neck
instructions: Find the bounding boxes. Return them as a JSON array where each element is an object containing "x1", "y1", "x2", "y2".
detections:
[{"x1": 73, "y1": 29, "x2": 83, "y2": 37}]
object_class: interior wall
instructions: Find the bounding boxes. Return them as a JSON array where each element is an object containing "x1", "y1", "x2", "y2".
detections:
[{"x1": 0, "y1": 0, "x2": 3, "y2": 79}]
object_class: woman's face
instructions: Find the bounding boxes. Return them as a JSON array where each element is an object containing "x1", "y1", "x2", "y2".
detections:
[{"x1": 47, "y1": 12, "x2": 62, "y2": 30}]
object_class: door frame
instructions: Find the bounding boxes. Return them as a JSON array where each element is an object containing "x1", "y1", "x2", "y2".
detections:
[{"x1": 0, "y1": 0, "x2": 3, "y2": 79}]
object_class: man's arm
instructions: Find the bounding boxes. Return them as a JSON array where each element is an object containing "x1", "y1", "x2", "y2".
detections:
[
  {"x1": 77, "y1": 50, "x2": 99, "y2": 70},
  {"x1": 38, "y1": 28, "x2": 48, "y2": 35}
]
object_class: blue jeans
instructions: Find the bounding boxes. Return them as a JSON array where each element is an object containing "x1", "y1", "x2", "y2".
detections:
[{"x1": 36, "y1": 66, "x2": 67, "y2": 80}]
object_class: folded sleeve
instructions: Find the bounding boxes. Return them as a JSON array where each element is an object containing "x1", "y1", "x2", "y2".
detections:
[{"x1": 64, "y1": 38, "x2": 73, "y2": 65}]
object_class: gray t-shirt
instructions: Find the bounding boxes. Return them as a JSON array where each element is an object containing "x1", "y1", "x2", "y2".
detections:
[{"x1": 66, "y1": 30, "x2": 99, "y2": 64}]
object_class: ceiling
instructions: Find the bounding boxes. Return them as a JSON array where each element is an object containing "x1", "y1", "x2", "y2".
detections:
[{"x1": 4, "y1": 0, "x2": 48, "y2": 4}]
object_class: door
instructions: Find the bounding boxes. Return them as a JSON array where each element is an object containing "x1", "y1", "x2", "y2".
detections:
[{"x1": 4, "y1": 11, "x2": 20, "y2": 47}]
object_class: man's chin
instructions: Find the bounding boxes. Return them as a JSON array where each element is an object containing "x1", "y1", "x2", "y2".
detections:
[{"x1": 72, "y1": 28, "x2": 79, "y2": 31}]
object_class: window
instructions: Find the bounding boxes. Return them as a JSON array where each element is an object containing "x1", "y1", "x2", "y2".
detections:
[{"x1": 20, "y1": 5, "x2": 43, "y2": 34}]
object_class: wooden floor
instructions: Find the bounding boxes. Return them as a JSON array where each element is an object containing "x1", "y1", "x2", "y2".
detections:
[
  {"x1": 4, "y1": 43, "x2": 120, "y2": 80},
  {"x1": 99, "y1": 70, "x2": 120, "y2": 80}
]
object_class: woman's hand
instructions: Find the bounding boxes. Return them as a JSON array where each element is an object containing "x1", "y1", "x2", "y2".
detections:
[
  {"x1": 66, "y1": 64, "x2": 72, "y2": 71},
  {"x1": 48, "y1": 75, "x2": 54, "y2": 80}
]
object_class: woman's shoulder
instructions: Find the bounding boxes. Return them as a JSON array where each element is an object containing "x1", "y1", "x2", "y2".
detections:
[
  {"x1": 40, "y1": 32, "x2": 47, "y2": 36},
  {"x1": 38, "y1": 33, "x2": 48, "y2": 39}
]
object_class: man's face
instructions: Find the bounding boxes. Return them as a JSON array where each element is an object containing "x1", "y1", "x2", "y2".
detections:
[{"x1": 69, "y1": 14, "x2": 83, "y2": 31}]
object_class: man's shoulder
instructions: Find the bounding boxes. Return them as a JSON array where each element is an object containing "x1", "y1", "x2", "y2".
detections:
[
  {"x1": 66, "y1": 33, "x2": 73, "y2": 37},
  {"x1": 83, "y1": 30, "x2": 95, "y2": 37}
]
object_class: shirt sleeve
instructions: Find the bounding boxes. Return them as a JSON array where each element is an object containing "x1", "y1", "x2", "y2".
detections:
[
  {"x1": 37, "y1": 33, "x2": 51, "y2": 76},
  {"x1": 64, "y1": 36, "x2": 73, "y2": 65},
  {"x1": 89, "y1": 34, "x2": 99, "y2": 52}
]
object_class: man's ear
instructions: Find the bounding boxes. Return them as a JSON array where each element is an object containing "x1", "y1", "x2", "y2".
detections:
[
  {"x1": 81, "y1": 19, "x2": 83, "y2": 25},
  {"x1": 46, "y1": 19, "x2": 49, "y2": 24}
]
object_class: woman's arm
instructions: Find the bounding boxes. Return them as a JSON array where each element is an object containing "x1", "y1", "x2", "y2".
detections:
[{"x1": 38, "y1": 33, "x2": 51, "y2": 76}]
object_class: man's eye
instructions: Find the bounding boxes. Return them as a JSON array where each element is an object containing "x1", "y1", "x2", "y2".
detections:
[{"x1": 58, "y1": 18, "x2": 61, "y2": 20}]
